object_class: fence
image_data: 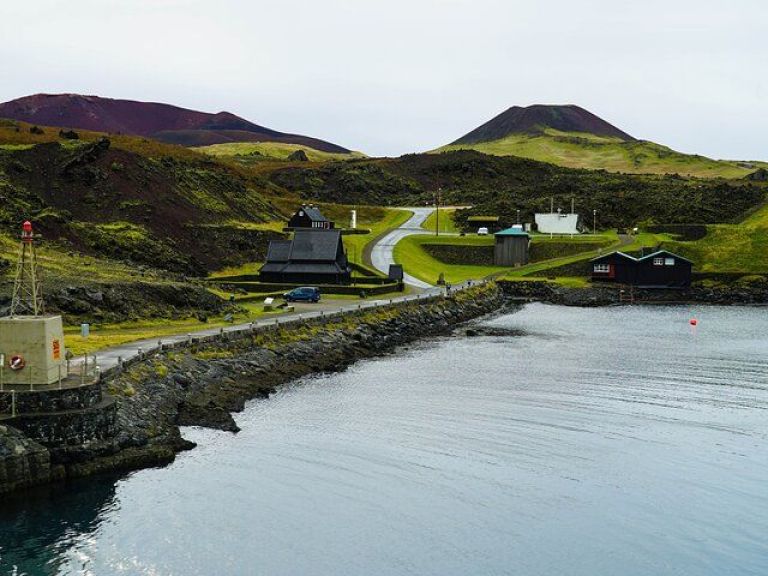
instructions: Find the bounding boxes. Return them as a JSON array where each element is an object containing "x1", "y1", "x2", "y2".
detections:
[{"x1": 99, "y1": 280, "x2": 490, "y2": 381}]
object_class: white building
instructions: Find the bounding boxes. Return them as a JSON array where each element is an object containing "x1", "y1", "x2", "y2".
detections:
[{"x1": 535, "y1": 212, "x2": 580, "y2": 234}]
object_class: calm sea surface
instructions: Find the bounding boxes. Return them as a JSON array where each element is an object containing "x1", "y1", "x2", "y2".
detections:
[{"x1": 1, "y1": 304, "x2": 767, "y2": 576}]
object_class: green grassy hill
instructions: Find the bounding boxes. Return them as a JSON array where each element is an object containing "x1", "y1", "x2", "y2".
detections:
[
  {"x1": 195, "y1": 142, "x2": 365, "y2": 163},
  {"x1": 661, "y1": 203, "x2": 768, "y2": 274},
  {"x1": 437, "y1": 129, "x2": 768, "y2": 179}
]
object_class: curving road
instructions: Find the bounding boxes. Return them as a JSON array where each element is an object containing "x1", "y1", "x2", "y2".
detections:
[{"x1": 370, "y1": 208, "x2": 434, "y2": 289}]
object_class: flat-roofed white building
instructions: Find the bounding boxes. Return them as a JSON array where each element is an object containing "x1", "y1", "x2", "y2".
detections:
[{"x1": 535, "y1": 212, "x2": 580, "y2": 234}]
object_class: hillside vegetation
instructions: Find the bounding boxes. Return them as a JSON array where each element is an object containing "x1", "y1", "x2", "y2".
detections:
[
  {"x1": 662, "y1": 203, "x2": 768, "y2": 274},
  {"x1": 269, "y1": 150, "x2": 767, "y2": 229},
  {"x1": 195, "y1": 142, "x2": 365, "y2": 163},
  {"x1": 438, "y1": 129, "x2": 768, "y2": 179},
  {"x1": 0, "y1": 119, "x2": 291, "y2": 279}
]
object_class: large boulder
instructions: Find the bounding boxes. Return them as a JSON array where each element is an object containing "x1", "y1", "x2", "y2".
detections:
[{"x1": 287, "y1": 149, "x2": 310, "y2": 162}]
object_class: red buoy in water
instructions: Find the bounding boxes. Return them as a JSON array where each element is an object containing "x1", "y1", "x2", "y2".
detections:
[{"x1": 689, "y1": 318, "x2": 698, "y2": 326}]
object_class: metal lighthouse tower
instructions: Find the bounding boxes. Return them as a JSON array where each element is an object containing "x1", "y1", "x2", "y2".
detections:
[{"x1": 10, "y1": 220, "x2": 44, "y2": 316}]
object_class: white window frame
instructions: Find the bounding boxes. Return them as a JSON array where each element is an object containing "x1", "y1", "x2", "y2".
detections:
[
  {"x1": 593, "y1": 263, "x2": 611, "y2": 273},
  {"x1": 665, "y1": 258, "x2": 675, "y2": 266},
  {"x1": 653, "y1": 257, "x2": 665, "y2": 266}
]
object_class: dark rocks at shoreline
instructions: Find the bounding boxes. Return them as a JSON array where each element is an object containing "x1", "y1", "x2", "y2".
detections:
[
  {"x1": 0, "y1": 284, "x2": 505, "y2": 495},
  {"x1": 498, "y1": 280, "x2": 768, "y2": 306}
]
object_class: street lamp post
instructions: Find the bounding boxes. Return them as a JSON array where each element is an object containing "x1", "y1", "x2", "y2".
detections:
[{"x1": 593, "y1": 209, "x2": 597, "y2": 235}]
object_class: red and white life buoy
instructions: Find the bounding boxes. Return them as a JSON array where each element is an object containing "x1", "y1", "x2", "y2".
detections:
[{"x1": 9, "y1": 355, "x2": 25, "y2": 370}]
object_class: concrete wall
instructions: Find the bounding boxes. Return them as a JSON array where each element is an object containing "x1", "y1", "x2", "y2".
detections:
[
  {"x1": 10, "y1": 399, "x2": 117, "y2": 448},
  {"x1": 0, "y1": 315, "x2": 67, "y2": 385},
  {"x1": 0, "y1": 384, "x2": 103, "y2": 415}
]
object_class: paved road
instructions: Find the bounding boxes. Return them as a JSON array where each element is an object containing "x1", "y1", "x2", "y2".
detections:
[
  {"x1": 77, "y1": 290, "x2": 455, "y2": 373},
  {"x1": 370, "y1": 207, "x2": 434, "y2": 289},
  {"x1": 76, "y1": 208, "x2": 473, "y2": 374}
]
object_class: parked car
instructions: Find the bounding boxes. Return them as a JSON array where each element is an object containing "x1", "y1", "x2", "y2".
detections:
[
  {"x1": 477, "y1": 227, "x2": 489, "y2": 235},
  {"x1": 284, "y1": 286, "x2": 321, "y2": 303}
]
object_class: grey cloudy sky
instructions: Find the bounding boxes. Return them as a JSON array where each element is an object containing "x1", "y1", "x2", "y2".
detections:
[{"x1": 1, "y1": 0, "x2": 766, "y2": 159}]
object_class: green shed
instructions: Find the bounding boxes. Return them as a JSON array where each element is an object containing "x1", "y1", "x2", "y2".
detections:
[{"x1": 494, "y1": 226, "x2": 530, "y2": 266}]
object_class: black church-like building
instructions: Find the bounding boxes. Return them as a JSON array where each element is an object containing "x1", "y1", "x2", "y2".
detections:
[{"x1": 260, "y1": 228, "x2": 351, "y2": 285}]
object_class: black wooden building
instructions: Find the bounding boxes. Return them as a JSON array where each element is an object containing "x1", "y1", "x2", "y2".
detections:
[
  {"x1": 260, "y1": 229, "x2": 351, "y2": 284},
  {"x1": 287, "y1": 205, "x2": 334, "y2": 229},
  {"x1": 591, "y1": 250, "x2": 692, "y2": 288}
]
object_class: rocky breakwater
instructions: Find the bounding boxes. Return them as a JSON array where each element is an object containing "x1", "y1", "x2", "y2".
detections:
[
  {"x1": 0, "y1": 283, "x2": 504, "y2": 495},
  {"x1": 499, "y1": 278, "x2": 768, "y2": 306}
]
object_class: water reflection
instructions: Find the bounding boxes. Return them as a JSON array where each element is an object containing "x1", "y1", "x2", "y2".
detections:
[
  {"x1": 0, "y1": 475, "x2": 120, "y2": 576},
  {"x1": 1, "y1": 304, "x2": 767, "y2": 575}
]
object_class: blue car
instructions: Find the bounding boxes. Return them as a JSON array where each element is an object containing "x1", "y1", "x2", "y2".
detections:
[{"x1": 284, "y1": 286, "x2": 321, "y2": 303}]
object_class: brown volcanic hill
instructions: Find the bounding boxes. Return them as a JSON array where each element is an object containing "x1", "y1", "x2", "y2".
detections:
[
  {"x1": 0, "y1": 93, "x2": 351, "y2": 153},
  {"x1": 452, "y1": 104, "x2": 635, "y2": 144}
]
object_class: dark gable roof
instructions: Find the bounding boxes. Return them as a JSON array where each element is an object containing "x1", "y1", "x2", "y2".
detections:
[
  {"x1": 265, "y1": 240, "x2": 291, "y2": 263},
  {"x1": 590, "y1": 251, "x2": 637, "y2": 263},
  {"x1": 298, "y1": 206, "x2": 328, "y2": 222},
  {"x1": 289, "y1": 229, "x2": 341, "y2": 261},
  {"x1": 591, "y1": 249, "x2": 693, "y2": 264},
  {"x1": 636, "y1": 250, "x2": 693, "y2": 264}
]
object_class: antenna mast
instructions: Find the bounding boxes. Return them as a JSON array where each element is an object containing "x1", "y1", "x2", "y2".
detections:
[{"x1": 10, "y1": 220, "x2": 44, "y2": 316}]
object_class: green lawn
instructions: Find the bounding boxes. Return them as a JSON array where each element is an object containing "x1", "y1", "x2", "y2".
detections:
[
  {"x1": 65, "y1": 300, "x2": 283, "y2": 355},
  {"x1": 194, "y1": 142, "x2": 365, "y2": 162},
  {"x1": 437, "y1": 129, "x2": 768, "y2": 178},
  {"x1": 393, "y1": 235, "x2": 507, "y2": 284},
  {"x1": 393, "y1": 231, "x2": 669, "y2": 285},
  {"x1": 346, "y1": 208, "x2": 412, "y2": 268},
  {"x1": 661, "y1": 205, "x2": 768, "y2": 274},
  {"x1": 421, "y1": 208, "x2": 459, "y2": 234}
]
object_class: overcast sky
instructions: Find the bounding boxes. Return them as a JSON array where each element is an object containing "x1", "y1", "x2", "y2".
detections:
[{"x1": 1, "y1": 0, "x2": 766, "y2": 159}]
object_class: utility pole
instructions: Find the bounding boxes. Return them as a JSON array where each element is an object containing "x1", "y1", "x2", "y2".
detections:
[
  {"x1": 435, "y1": 188, "x2": 441, "y2": 237},
  {"x1": 516, "y1": 209, "x2": 520, "y2": 225},
  {"x1": 593, "y1": 209, "x2": 597, "y2": 235}
]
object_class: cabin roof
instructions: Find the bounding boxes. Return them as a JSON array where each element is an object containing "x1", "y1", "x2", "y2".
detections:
[
  {"x1": 265, "y1": 240, "x2": 292, "y2": 263},
  {"x1": 289, "y1": 229, "x2": 342, "y2": 261},
  {"x1": 636, "y1": 250, "x2": 694, "y2": 264},
  {"x1": 494, "y1": 226, "x2": 529, "y2": 237},
  {"x1": 467, "y1": 215, "x2": 500, "y2": 222},
  {"x1": 295, "y1": 205, "x2": 329, "y2": 222},
  {"x1": 590, "y1": 251, "x2": 637, "y2": 262}
]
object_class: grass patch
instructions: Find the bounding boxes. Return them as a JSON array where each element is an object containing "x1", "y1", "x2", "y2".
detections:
[
  {"x1": 194, "y1": 142, "x2": 365, "y2": 162},
  {"x1": 422, "y1": 208, "x2": 459, "y2": 234},
  {"x1": 64, "y1": 300, "x2": 282, "y2": 355},
  {"x1": 437, "y1": 129, "x2": 768, "y2": 178}
]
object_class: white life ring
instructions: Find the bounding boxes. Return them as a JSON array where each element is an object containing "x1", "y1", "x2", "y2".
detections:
[{"x1": 9, "y1": 355, "x2": 25, "y2": 370}]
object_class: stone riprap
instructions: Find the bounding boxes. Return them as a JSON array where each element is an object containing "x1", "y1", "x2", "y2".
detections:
[{"x1": 0, "y1": 282, "x2": 504, "y2": 495}]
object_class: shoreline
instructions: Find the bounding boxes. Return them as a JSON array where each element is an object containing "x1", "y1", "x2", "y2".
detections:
[
  {"x1": 0, "y1": 283, "x2": 505, "y2": 496},
  {"x1": 2, "y1": 279, "x2": 766, "y2": 496}
]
